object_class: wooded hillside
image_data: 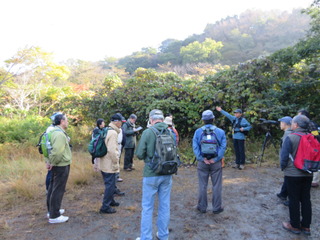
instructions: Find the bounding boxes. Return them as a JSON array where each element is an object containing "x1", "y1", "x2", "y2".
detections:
[{"x1": 0, "y1": 2, "x2": 319, "y2": 143}]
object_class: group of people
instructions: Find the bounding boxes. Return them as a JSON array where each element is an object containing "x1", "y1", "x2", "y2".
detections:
[
  {"x1": 43, "y1": 106, "x2": 318, "y2": 239},
  {"x1": 276, "y1": 109, "x2": 319, "y2": 235}
]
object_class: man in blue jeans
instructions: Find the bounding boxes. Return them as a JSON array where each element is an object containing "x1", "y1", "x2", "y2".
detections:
[
  {"x1": 135, "y1": 109, "x2": 172, "y2": 240},
  {"x1": 216, "y1": 106, "x2": 251, "y2": 170}
]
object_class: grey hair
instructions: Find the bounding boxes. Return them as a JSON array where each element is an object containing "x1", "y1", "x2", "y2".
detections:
[
  {"x1": 151, "y1": 114, "x2": 164, "y2": 121},
  {"x1": 292, "y1": 115, "x2": 310, "y2": 129}
]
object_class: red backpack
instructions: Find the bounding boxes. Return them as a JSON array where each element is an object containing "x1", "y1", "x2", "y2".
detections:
[{"x1": 291, "y1": 133, "x2": 320, "y2": 173}]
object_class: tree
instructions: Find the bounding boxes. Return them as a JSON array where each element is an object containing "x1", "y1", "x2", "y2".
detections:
[
  {"x1": 1, "y1": 46, "x2": 70, "y2": 115},
  {"x1": 180, "y1": 38, "x2": 223, "y2": 64}
]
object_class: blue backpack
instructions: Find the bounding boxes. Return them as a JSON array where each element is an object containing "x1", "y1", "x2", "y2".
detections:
[{"x1": 200, "y1": 126, "x2": 219, "y2": 159}]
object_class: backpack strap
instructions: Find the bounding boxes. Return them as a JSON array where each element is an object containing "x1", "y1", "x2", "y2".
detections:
[
  {"x1": 232, "y1": 117, "x2": 242, "y2": 129},
  {"x1": 291, "y1": 132, "x2": 307, "y2": 137},
  {"x1": 201, "y1": 126, "x2": 220, "y2": 146},
  {"x1": 150, "y1": 126, "x2": 160, "y2": 136},
  {"x1": 289, "y1": 132, "x2": 307, "y2": 162}
]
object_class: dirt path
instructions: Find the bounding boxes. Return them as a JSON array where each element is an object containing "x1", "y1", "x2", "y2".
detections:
[{"x1": 1, "y1": 162, "x2": 320, "y2": 240}]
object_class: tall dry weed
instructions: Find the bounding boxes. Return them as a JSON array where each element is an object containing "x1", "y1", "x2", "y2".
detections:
[{"x1": 0, "y1": 144, "x2": 96, "y2": 209}]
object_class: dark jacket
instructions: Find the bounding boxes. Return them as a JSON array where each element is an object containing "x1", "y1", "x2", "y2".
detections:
[
  {"x1": 122, "y1": 121, "x2": 136, "y2": 148},
  {"x1": 280, "y1": 127, "x2": 313, "y2": 177},
  {"x1": 135, "y1": 122, "x2": 168, "y2": 177}
]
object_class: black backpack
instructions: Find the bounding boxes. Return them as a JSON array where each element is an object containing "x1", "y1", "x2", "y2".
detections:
[
  {"x1": 148, "y1": 127, "x2": 180, "y2": 175},
  {"x1": 232, "y1": 117, "x2": 249, "y2": 136}
]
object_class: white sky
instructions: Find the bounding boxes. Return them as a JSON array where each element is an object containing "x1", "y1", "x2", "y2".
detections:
[{"x1": 0, "y1": 0, "x2": 314, "y2": 64}]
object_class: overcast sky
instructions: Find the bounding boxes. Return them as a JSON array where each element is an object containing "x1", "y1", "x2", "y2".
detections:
[{"x1": 0, "y1": 0, "x2": 314, "y2": 64}]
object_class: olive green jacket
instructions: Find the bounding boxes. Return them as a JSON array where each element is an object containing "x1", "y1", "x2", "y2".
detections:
[
  {"x1": 135, "y1": 122, "x2": 168, "y2": 177},
  {"x1": 49, "y1": 126, "x2": 72, "y2": 166}
]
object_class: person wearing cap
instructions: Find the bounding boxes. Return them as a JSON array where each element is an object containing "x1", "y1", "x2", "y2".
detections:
[
  {"x1": 276, "y1": 116, "x2": 293, "y2": 205},
  {"x1": 164, "y1": 116, "x2": 179, "y2": 145},
  {"x1": 91, "y1": 117, "x2": 125, "y2": 196},
  {"x1": 215, "y1": 106, "x2": 251, "y2": 170},
  {"x1": 280, "y1": 115, "x2": 313, "y2": 235},
  {"x1": 192, "y1": 110, "x2": 227, "y2": 214},
  {"x1": 44, "y1": 112, "x2": 65, "y2": 221},
  {"x1": 47, "y1": 113, "x2": 71, "y2": 223},
  {"x1": 44, "y1": 112, "x2": 63, "y2": 192},
  {"x1": 297, "y1": 109, "x2": 320, "y2": 188},
  {"x1": 98, "y1": 114, "x2": 123, "y2": 214},
  {"x1": 122, "y1": 114, "x2": 140, "y2": 171},
  {"x1": 135, "y1": 109, "x2": 173, "y2": 240}
]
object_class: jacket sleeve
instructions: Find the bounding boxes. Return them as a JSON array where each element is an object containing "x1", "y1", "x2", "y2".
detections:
[
  {"x1": 49, "y1": 132, "x2": 67, "y2": 166},
  {"x1": 106, "y1": 130, "x2": 119, "y2": 167},
  {"x1": 241, "y1": 118, "x2": 252, "y2": 131},
  {"x1": 280, "y1": 136, "x2": 293, "y2": 171},
  {"x1": 216, "y1": 130, "x2": 227, "y2": 162},
  {"x1": 136, "y1": 130, "x2": 148, "y2": 160},
  {"x1": 122, "y1": 123, "x2": 135, "y2": 136},
  {"x1": 135, "y1": 130, "x2": 155, "y2": 161},
  {"x1": 220, "y1": 110, "x2": 236, "y2": 123},
  {"x1": 192, "y1": 129, "x2": 204, "y2": 161}
]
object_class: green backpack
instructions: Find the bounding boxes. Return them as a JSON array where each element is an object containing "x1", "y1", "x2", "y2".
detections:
[
  {"x1": 88, "y1": 127, "x2": 110, "y2": 158},
  {"x1": 148, "y1": 127, "x2": 180, "y2": 175},
  {"x1": 37, "y1": 128, "x2": 62, "y2": 157}
]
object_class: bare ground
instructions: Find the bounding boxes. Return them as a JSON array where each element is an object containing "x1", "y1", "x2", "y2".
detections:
[{"x1": 1, "y1": 161, "x2": 320, "y2": 240}]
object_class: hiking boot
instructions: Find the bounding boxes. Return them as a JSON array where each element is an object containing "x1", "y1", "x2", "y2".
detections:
[
  {"x1": 99, "y1": 207, "x2": 116, "y2": 214},
  {"x1": 117, "y1": 178, "x2": 123, "y2": 182},
  {"x1": 48, "y1": 215, "x2": 69, "y2": 224},
  {"x1": 238, "y1": 165, "x2": 245, "y2": 170},
  {"x1": 47, "y1": 209, "x2": 65, "y2": 218},
  {"x1": 110, "y1": 201, "x2": 120, "y2": 207},
  {"x1": 232, "y1": 163, "x2": 239, "y2": 169},
  {"x1": 311, "y1": 182, "x2": 319, "y2": 187},
  {"x1": 276, "y1": 193, "x2": 287, "y2": 201},
  {"x1": 196, "y1": 206, "x2": 206, "y2": 213},
  {"x1": 282, "y1": 222, "x2": 301, "y2": 234},
  {"x1": 212, "y1": 207, "x2": 224, "y2": 214},
  {"x1": 124, "y1": 168, "x2": 132, "y2": 171},
  {"x1": 283, "y1": 200, "x2": 289, "y2": 206},
  {"x1": 114, "y1": 189, "x2": 125, "y2": 196},
  {"x1": 301, "y1": 227, "x2": 311, "y2": 235}
]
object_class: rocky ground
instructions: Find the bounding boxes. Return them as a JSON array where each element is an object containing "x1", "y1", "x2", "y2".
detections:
[{"x1": 1, "y1": 161, "x2": 320, "y2": 240}]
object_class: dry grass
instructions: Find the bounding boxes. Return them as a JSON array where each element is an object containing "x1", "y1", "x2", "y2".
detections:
[{"x1": 0, "y1": 144, "x2": 96, "y2": 210}]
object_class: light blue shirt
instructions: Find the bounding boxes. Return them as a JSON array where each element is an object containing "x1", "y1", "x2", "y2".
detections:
[
  {"x1": 192, "y1": 124, "x2": 227, "y2": 162},
  {"x1": 220, "y1": 110, "x2": 251, "y2": 140}
]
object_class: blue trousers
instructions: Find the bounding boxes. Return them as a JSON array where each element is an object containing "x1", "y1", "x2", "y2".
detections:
[
  {"x1": 100, "y1": 171, "x2": 116, "y2": 211},
  {"x1": 139, "y1": 175, "x2": 172, "y2": 240}
]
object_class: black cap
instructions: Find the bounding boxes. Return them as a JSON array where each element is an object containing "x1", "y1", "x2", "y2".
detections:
[
  {"x1": 111, "y1": 114, "x2": 122, "y2": 121},
  {"x1": 116, "y1": 113, "x2": 126, "y2": 122}
]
